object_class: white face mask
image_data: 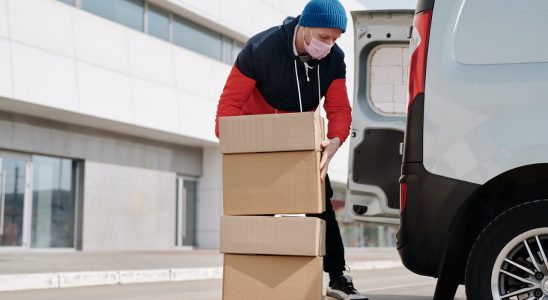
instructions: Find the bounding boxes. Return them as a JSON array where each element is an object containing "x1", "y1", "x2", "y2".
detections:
[{"x1": 303, "y1": 28, "x2": 333, "y2": 60}]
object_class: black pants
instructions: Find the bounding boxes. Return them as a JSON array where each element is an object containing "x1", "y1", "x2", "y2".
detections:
[{"x1": 306, "y1": 174, "x2": 346, "y2": 275}]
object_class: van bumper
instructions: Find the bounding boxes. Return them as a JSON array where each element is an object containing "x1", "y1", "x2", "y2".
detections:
[{"x1": 397, "y1": 162, "x2": 479, "y2": 277}]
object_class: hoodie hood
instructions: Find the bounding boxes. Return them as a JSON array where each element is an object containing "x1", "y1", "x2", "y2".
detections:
[{"x1": 233, "y1": 14, "x2": 347, "y2": 113}]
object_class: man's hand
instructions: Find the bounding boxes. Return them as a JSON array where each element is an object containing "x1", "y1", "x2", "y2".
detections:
[{"x1": 319, "y1": 137, "x2": 341, "y2": 182}]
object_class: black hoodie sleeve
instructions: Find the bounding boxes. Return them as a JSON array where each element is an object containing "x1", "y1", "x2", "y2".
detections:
[{"x1": 235, "y1": 43, "x2": 257, "y2": 80}]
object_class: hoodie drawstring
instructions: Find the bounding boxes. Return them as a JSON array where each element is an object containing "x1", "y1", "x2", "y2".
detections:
[
  {"x1": 303, "y1": 61, "x2": 314, "y2": 82},
  {"x1": 294, "y1": 60, "x2": 304, "y2": 112},
  {"x1": 294, "y1": 60, "x2": 321, "y2": 114}
]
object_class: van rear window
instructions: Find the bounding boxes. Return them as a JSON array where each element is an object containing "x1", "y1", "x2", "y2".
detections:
[{"x1": 368, "y1": 45, "x2": 409, "y2": 115}]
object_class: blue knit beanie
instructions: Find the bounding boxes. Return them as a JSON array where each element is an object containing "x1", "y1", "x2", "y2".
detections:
[{"x1": 298, "y1": 0, "x2": 347, "y2": 33}]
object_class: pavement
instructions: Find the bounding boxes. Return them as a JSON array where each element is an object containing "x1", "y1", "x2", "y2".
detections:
[
  {"x1": 0, "y1": 267, "x2": 466, "y2": 300},
  {"x1": 0, "y1": 247, "x2": 403, "y2": 292}
]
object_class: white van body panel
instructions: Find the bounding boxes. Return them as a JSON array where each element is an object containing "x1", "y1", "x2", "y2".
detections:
[
  {"x1": 453, "y1": 0, "x2": 548, "y2": 65},
  {"x1": 423, "y1": 0, "x2": 548, "y2": 185}
]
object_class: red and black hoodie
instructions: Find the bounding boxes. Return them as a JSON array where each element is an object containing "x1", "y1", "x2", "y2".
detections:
[{"x1": 215, "y1": 16, "x2": 352, "y2": 144}]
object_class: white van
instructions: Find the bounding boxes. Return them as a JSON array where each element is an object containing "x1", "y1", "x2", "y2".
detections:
[{"x1": 345, "y1": 1, "x2": 548, "y2": 299}]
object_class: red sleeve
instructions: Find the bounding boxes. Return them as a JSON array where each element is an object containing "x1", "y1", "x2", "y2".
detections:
[
  {"x1": 215, "y1": 65, "x2": 257, "y2": 138},
  {"x1": 323, "y1": 78, "x2": 352, "y2": 144}
]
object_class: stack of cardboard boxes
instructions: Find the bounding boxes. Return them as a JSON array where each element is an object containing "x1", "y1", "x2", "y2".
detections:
[{"x1": 219, "y1": 112, "x2": 327, "y2": 299}]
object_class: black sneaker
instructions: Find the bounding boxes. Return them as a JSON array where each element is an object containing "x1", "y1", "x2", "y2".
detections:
[{"x1": 327, "y1": 274, "x2": 369, "y2": 300}]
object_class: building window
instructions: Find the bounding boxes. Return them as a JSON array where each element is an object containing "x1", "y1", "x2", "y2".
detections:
[
  {"x1": 173, "y1": 16, "x2": 222, "y2": 61},
  {"x1": 58, "y1": 0, "x2": 75, "y2": 5},
  {"x1": 58, "y1": 0, "x2": 244, "y2": 64},
  {"x1": 146, "y1": 3, "x2": 170, "y2": 41},
  {"x1": 234, "y1": 42, "x2": 245, "y2": 62},
  {"x1": 175, "y1": 176, "x2": 197, "y2": 247},
  {"x1": 222, "y1": 38, "x2": 245, "y2": 65},
  {"x1": 81, "y1": 0, "x2": 145, "y2": 32},
  {"x1": 31, "y1": 155, "x2": 78, "y2": 248},
  {"x1": 0, "y1": 152, "x2": 26, "y2": 247},
  {"x1": 222, "y1": 37, "x2": 234, "y2": 64},
  {"x1": 0, "y1": 151, "x2": 80, "y2": 249}
]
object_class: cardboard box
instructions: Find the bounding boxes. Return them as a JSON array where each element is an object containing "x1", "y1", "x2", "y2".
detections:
[
  {"x1": 222, "y1": 254, "x2": 323, "y2": 300},
  {"x1": 219, "y1": 112, "x2": 325, "y2": 154},
  {"x1": 222, "y1": 151, "x2": 325, "y2": 215},
  {"x1": 220, "y1": 216, "x2": 326, "y2": 256}
]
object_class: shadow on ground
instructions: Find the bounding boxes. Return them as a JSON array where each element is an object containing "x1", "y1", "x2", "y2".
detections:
[
  {"x1": 369, "y1": 296, "x2": 432, "y2": 300},
  {"x1": 369, "y1": 295, "x2": 466, "y2": 300},
  {"x1": 326, "y1": 296, "x2": 436, "y2": 300}
]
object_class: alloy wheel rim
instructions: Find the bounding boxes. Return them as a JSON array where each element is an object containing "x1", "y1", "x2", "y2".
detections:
[{"x1": 491, "y1": 228, "x2": 548, "y2": 300}]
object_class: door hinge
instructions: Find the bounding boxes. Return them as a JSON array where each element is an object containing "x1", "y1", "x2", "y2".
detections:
[{"x1": 358, "y1": 26, "x2": 369, "y2": 38}]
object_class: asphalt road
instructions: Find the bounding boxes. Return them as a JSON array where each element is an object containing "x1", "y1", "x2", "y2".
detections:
[{"x1": 0, "y1": 267, "x2": 467, "y2": 300}]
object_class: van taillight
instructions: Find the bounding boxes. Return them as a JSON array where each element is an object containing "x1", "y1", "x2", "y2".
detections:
[
  {"x1": 400, "y1": 182, "x2": 408, "y2": 212},
  {"x1": 407, "y1": 10, "x2": 432, "y2": 112}
]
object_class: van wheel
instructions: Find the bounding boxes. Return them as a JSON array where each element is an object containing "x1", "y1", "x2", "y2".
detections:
[{"x1": 465, "y1": 200, "x2": 548, "y2": 300}]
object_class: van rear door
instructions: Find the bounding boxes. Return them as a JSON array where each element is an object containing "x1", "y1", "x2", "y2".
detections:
[{"x1": 344, "y1": 10, "x2": 414, "y2": 225}]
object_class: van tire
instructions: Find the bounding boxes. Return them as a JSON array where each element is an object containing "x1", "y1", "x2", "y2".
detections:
[{"x1": 465, "y1": 200, "x2": 548, "y2": 300}]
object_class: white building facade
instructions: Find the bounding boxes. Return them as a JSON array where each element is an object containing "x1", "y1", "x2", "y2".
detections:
[{"x1": 0, "y1": 0, "x2": 414, "y2": 251}]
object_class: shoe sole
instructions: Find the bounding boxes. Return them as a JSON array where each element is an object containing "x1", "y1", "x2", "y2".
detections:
[
  {"x1": 325, "y1": 292, "x2": 369, "y2": 300},
  {"x1": 325, "y1": 296, "x2": 368, "y2": 300}
]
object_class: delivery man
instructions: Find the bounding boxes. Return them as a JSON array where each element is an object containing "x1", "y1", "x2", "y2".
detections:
[{"x1": 215, "y1": 0, "x2": 367, "y2": 299}]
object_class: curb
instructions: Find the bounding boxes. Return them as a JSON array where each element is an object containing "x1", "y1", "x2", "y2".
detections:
[
  {"x1": 347, "y1": 260, "x2": 403, "y2": 271},
  {"x1": 0, "y1": 260, "x2": 402, "y2": 292}
]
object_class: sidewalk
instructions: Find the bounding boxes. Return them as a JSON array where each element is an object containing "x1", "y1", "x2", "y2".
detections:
[{"x1": 0, "y1": 247, "x2": 402, "y2": 292}]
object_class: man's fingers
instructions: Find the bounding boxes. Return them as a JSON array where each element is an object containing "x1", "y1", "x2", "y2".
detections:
[
  {"x1": 319, "y1": 154, "x2": 327, "y2": 169},
  {"x1": 320, "y1": 165, "x2": 328, "y2": 182},
  {"x1": 320, "y1": 158, "x2": 330, "y2": 182},
  {"x1": 319, "y1": 141, "x2": 333, "y2": 182}
]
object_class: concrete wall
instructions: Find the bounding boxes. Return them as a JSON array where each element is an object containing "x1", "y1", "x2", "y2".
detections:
[
  {"x1": 82, "y1": 161, "x2": 177, "y2": 251},
  {"x1": 0, "y1": 111, "x2": 202, "y2": 176},
  {"x1": 0, "y1": 110, "x2": 203, "y2": 251},
  {"x1": 0, "y1": 0, "x2": 228, "y2": 145},
  {"x1": 196, "y1": 146, "x2": 223, "y2": 249}
]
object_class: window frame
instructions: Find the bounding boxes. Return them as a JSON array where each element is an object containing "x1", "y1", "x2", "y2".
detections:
[
  {"x1": 62, "y1": 0, "x2": 246, "y2": 64},
  {"x1": 144, "y1": 2, "x2": 171, "y2": 42}
]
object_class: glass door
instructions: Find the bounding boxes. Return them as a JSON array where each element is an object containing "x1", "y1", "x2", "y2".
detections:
[
  {"x1": 0, "y1": 151, "x2": 78, "y2": 250},
  {"x1": 176, "y1": 176, "x2": 197, "y2": 248},
  {"x1": 0, "y1": 151, "x2": 32, "y2": 248},
  {"x1": 30, "y1": 155, "x2": 77, "y2": 248}
]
